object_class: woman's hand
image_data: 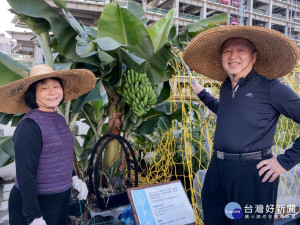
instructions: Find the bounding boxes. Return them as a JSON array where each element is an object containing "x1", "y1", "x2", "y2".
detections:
[
  {"x1": 30, "y1": 217, "x2": 47, "y2": 225},
  {"x1": 72, "y1": 176, "x2": 88, "y2": 200}
]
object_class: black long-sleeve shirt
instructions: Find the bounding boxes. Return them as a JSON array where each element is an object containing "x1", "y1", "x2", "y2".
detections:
[
  {"x1": 198, "y1": 69, "x2": 300, "y2": 171},
  {"x1": 14, "y1": 118, "x2": 43, "y2": 223}
]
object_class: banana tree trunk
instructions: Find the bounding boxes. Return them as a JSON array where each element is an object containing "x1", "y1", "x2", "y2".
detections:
[{"x1": 104, "y1": 87, "x2": 124, "y2": 167}]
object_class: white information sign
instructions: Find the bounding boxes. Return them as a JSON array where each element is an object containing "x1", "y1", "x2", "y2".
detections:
[{"x1": 128, "y1": 180, "x2": 195, "y2": 225}]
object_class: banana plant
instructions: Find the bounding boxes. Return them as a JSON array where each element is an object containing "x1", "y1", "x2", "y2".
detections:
[{"x1": 4, "y1": 0, "x2": 227, "y2": 173}]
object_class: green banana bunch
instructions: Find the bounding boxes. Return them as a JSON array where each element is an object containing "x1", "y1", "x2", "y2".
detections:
[{"x1": 118, "y1": 69, "x2": 157, "y2": 117}]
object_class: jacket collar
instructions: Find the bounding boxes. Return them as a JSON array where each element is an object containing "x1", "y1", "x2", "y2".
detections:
[{"x1": 225, "y1": 68, "x2": 257, "y2": 87}]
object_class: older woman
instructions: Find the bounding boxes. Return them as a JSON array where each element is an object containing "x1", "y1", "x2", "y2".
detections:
[{"x1": 0, "y1": 65, "x2": 96, "y2": 225}]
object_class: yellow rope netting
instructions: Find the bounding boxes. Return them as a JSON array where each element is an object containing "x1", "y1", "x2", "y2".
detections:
[{"x1": 136, "y1": 60, "x2": 300, "y2": 224}]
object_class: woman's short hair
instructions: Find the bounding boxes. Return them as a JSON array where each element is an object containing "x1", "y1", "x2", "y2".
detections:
[{"x1": 24, "y1": 77, "x2": 65, "y2": 109}]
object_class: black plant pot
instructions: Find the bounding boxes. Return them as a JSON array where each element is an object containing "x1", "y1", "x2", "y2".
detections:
[
  {"x1": 98, "y1": 191, "x2": 129, "y2": 210},
  {"x1": 88, "y1": 134, "x2": 138, "y2": 210}
]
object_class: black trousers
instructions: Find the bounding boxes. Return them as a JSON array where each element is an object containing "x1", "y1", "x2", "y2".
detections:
[
  {"x1": 9, "y1": 185, "x2": 71, "y2": 225},
  {"x1": 202, "y1": 154, "x2": 279, "y2": 225}
]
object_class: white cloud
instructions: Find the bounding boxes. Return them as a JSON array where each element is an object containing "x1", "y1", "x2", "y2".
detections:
[{"x1": 0, "y1": 1, "x2": 29, "y2": 37}]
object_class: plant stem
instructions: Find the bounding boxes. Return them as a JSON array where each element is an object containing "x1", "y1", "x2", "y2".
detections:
[
  {"x1": 83, "y1": 109, "x2": 99, "y2": 138},
  {"x1": 37, "y1": 32, "x2": 54, "y2": 68}
]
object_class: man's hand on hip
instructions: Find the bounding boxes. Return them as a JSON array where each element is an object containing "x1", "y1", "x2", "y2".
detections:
[{"x1": 257, "y1": 153, "x2": 286, "y2": 182}]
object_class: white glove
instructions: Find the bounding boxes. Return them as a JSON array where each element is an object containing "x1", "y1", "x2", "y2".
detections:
[
  {"x1": 30, "y1": 217, "x2": 47, "y2": 225},
  {"x1": 72, "y1": 176, "x2": 88, "y2": 200}
]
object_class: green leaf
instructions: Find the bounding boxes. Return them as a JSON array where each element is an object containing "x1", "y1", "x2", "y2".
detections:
[
  {"x1": 0, "y1": 52, "x2": 29, "y2": 86},
  {"x1": 74, "y1": 136, "x2": 84, "y2": 157},
  {"x1": 91, "y1": 100, "x2": 104, "y2": 119},
  {"x1": 94, "y1": 37, "x2": 147, "y2": 73},
  {"x1": 187, "y1": 14, "x2": 228, "y2": 37},
  {"x1": 157, "y1": 116, "x2": 172, "y2": 131},
  {"x1": 135, "y1": 118, "x2": 160, "y2": 135},
  {"x1": 147, "y1": 8, "x2": 175, "y2": 53},
  {"x1": 0, "y1": 113, "x2": 14, "y2": 125},
  {"x1": 171, "y1": 14, "x2": 227, "y2": 51},
  {"x1": 65, "y1": 11, "x2": 88, "y2": 33},
  {"x1": 171, "y1": 30, "x2": 190, "y2": 51},
  {"x1": 54, "y1": 62, "x2": 73, "y2": 71},
  {"x1": 120, "y1": 51, "x2": 147, "y2": 74},
  {"x1": 95, "y1": 37, "x2": 145, "y2": 58},
  {"x1": 53, "y1": 0, "x2": 67, "y2": 11},
  {"x1": 127, "y1": 1, "x2": 146, "y2": 21},
  {"x1": 78, "y1": 148, "x2": 93, "y2": 160},
  {"x1": 94, "y1": 37, "x2": 124, "y2": 51},
  {"x1": 8, "y1": 0, "x2": 99, "y2": 66},
  {"x1": 146, "y1": 46, "x2": 174, "y2": 85},
  {"x1": 156, "y1": 81, "x2": 171, "y2": 104},
  {"x1": 72, "y1": 80, "x2": 103, "y2": 113},
  {"x1": 0, "y1": 136, "x2": 15, "y2": 166},
  {"x1": 0, "y1": 150, "x2": 10, "y2": 168},
  {"x1": 11, "y1": 114, "x2": 24, "y2": 127},
  {"x1": 97, "y1": 2, "x2": 154, "y2": 60},
  {"x1": 76, "y1": 35, "x2": 98, "y2": 57},
  {"x1": 18, "y1": 15, "x2": 51, "y2": 34}
]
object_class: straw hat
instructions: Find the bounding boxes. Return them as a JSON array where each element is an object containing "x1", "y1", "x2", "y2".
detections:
[
  {"x1": 183, "y1": 25, "x2": 300, "y2": 82},
  {"x1": 0, "y1": 64, "x2": 97, "y2": 114}
]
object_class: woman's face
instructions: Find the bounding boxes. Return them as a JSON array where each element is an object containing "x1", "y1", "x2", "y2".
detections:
[{"x1": 35, "y1": 78, "x2": 63, "y2": 112}]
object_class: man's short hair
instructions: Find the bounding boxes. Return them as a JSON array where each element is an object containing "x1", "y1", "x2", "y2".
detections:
[{"x1": 25, "y1": 77, "x2": 65, "y2": 109}]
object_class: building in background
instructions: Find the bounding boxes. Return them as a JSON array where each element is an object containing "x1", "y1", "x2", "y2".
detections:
[
  {"x1": 0, "y1": 33, "x2": 14, "y2": 55},
  {"x1": 4, "y1": 0, "x2": 300, "y2": 62},
  {"x1": 40, "y1": 0, "x2": 300, "y2": 46}
]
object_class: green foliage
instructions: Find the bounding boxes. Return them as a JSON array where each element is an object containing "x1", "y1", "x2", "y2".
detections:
[
  {"x1": 97, "y1": 2, "x2": 154, "y2": 60},
  {"x1": 99, "y1": 158, "x2": 125, "y2": 179},
  {"x1": 274, "y1": 116, "x2": 300, "y2": 150},
  {"x1": 8, "y1": 0, "x2": 100, "y2": 66},
  {"x1": 2, "y1": 0, "x2": 228, "y2": 173},
  {"x1": 0, "y1": 137, "x2": 14, "y2": 167},
  {"x1": 0, "y1": 51, "x2": 28, "y2": 86}
]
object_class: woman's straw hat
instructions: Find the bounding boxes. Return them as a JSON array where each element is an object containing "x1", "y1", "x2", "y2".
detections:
[
  {"x1": 183, "y1": 25, "x2": 300, "y2": 82},
  {"x1": 0, "y1": 64, "x2": 97, "y2": 114}
]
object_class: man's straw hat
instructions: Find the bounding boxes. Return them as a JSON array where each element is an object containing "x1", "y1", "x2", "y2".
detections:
[
  {"x1": 183, "y1": 25, "x2": 300, "y2": 82},
  {"x1": 0, "y1": 64, "x2": 96, "y2": 114}
]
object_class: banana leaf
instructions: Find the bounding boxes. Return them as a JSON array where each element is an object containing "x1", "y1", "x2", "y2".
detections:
[
  {"x1": 0, "y1": 51, "x2": 28, "y2": 86},
  {"x1": 8, "y1": 0, "x2": 99, "y2": 66},
  {"x1": 147, "y1": 8, "x2": 175, "y2": 53},
  {"x1": 172, "y1": 13, "x2": 228, "y2": 51},
  {"x1": 72, "y1": 80, "x2": 105, "y2": 113},
  {"x1": 94, "y1": 37, "x2": 147, "y2": 74},
  {"x1": 134, "y1": 102, "x2": 182, "y2": 134},
  {"x1": 147, "y1": 49, "x2": 175, "y2": 85},
  {"x1": 97, "y1": 2, "x2": 154, "y2": 60},
  {"x1": 0, "y1": 136, "x2": 14, "y2": 167}
]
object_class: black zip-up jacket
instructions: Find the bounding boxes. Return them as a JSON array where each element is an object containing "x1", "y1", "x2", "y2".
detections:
[{"x1": 198, "y1": 69, "x2": 300, "y2": 171}]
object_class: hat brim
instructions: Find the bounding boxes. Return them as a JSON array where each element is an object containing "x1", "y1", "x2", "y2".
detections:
[
  {"x1": 183, "y1": 26, "x2": 300, "y2": 82},
  {"x1": 0, "y1": 69, "x2": 96, "y2": 114}
]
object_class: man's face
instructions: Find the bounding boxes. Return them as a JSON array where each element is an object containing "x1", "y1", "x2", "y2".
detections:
[{"x1": 221, "y1": 38, "x2": 257, "y2": 79}]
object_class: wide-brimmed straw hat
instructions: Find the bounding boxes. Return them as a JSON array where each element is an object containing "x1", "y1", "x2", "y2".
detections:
[
  {"x1": 0, "y1": 64, "x2": 97, "y2": 114},
  {"x1": 183, "y1": 25, "x2": 300, "y2": 82}
]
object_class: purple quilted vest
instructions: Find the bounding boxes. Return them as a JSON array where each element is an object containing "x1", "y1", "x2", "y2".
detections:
[{"x1": 15, "y1": 109, "x2": 74, "y2": 194}]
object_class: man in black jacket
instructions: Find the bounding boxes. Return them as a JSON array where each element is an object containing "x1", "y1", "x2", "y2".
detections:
[{"x1": 183, "y1": 26, "x2": 300, "y2": 225}]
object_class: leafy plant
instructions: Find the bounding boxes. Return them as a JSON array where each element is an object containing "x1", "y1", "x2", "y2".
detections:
[
  {"x1": 0, "y1": 136, "x2": 14, "y2": 167},
  {"x1": 2, "y1": 0, "x2": 227, "y2": 184}
]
